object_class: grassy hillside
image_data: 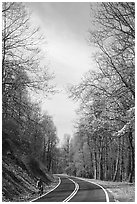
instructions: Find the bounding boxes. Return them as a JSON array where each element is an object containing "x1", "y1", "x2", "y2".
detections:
[{"x1": 2, "y1": 137, "x2": 57, "y2": 202}]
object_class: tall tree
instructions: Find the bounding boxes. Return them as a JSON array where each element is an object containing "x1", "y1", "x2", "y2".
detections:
[
  {"x1": 67, "y1": 2, "x2": 135, "y2": 182},
  {"x1": 2, "y1": 2, "x2": 54, "y2": 121},
  {"x1": 2, "y1": 2, "x2": 58, "y2": 174}
]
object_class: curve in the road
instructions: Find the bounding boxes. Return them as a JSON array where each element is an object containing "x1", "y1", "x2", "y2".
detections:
[
  {"x1": 76, "y1": 177, "x2": 109, "y2": 202},
  {"x1": 31, "y1": 176, "x2": 61, "y2": 202},
  {"x1": 63, "y1": 178, "x2": 79, "y2": 202},
  {"x1": 31, "y1": 175, "x2": 112, "y2": 202},
  {"x1": 32, "y1": 176, "x2": 76, "y2": 202}
]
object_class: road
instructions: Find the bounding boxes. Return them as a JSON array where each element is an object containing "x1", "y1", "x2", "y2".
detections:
[{"x1": 32, "y1": 175, "x2": 115, "y2": 202}]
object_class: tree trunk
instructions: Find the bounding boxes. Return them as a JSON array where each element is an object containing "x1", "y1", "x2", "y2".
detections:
[
  {"x1": 119, "y1": 136, "x2": 124, "y2": 181},
  {"x1": 128, "y1": 130, "x2": 135, "y2": 183},
  {"x1": 42, "y1": 137, "x2": 46, "y2": 162},
  {"x1": 104, "y1": 142, "x2": 108, "y2": 180},
  {"x1": 113, "y1": 142, "x2": 120, "y2": 181},
  {"x1": 93, "y1": 149, "x2": 97, "y2": 179}
]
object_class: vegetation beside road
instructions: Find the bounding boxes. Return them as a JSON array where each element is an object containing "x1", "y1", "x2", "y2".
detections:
[
  {"x1": 86, "y1": 179, "x2": 135, "y2": 202},
  {"x1": 2, "y1": 154, "x2": 59, "y2": 202},
  {"x1": 22, "y1": 177, "x2": 59, "y2": 202},
  {"x1": 2, "y1": 3, "x2": 59, "y2": 201},
  {"x1": 58, "y1": 2, "x2": 135, "y2": 184},
  {"x1": 2, "y1": 2, "x2": 135, "y2": 201}
]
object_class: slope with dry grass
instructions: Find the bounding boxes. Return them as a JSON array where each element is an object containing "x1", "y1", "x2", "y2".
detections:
[{"x1": 2, "y1": 154, "x2": 58, "y2": 202}]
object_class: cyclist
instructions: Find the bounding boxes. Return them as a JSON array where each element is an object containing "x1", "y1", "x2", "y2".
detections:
[{"x1": 37, "y1": 178, "x2": 43, "y2": 196}]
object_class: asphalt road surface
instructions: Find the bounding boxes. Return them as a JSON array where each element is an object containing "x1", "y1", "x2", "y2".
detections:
[{"x1": 32, "y1": 175, "x2": 115, "y2": 202}]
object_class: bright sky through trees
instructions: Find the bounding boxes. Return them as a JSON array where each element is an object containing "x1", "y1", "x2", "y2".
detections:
[{"x1": 28, "y1": 2, "x2": 92, "y2": 144}]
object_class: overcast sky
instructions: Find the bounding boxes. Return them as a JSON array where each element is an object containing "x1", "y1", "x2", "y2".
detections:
[{"x1": 28, "y1": 2, "x2": 93, "y2": 145}]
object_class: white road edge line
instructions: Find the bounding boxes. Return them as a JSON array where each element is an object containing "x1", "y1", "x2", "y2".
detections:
[
  {"x1": 63, "y1": 178, "x2": 79, "y2": 202},
  {"x1": 107, "y1": 189, "x2": 119, "y2": 202},
  {"x1": 30, "y1": 176, "x2": 61, "y2": 202},
  {"x1": 76, "y1": 177, "x2": 109, "y2": 202}
]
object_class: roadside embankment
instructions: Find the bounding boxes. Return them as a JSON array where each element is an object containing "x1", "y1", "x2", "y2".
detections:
[{"x1": 2, "y1": 154, "x2": 59, "y2": 202}]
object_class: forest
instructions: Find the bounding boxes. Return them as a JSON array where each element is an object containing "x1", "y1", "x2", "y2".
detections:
[
  {"x1": 56, "y1": 2, "x2": 135, "y2": 183},
  {"x1": 2, "y1": 2, "x2": 59, "y2": 200},
  {"x1": 2, "y1": 1, "x2": 59, "y2": 170},
  {"x1": 2, "y1": 2, "x2": 135, "y2": 201}
]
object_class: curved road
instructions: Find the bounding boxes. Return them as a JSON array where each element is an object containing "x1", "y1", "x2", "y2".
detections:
[{"x1": 32, "y1": 175, "x2": 115, "y2": 202}]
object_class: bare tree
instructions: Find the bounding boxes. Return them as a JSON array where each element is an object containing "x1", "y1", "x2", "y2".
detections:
[
  {"x1": 67, "y1": 2, "x2": 135, "y2": 182},
  {"x1": 2, "y1": 2, "x2": 55, "y2": 120}
]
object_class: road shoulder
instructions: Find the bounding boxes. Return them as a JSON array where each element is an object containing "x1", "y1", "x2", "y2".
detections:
[
  {"x1": 75, "y1": 177, "x2": 135, "y2": 202},
  {"x1": 29, "y1": 176, "x2": 60, "y2": 202}
]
